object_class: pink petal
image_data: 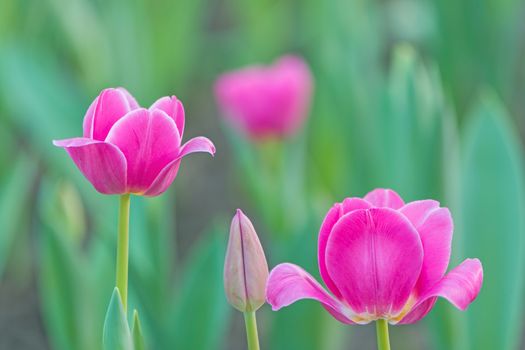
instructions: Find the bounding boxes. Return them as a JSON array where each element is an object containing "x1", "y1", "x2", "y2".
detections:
[
  {"x1": 318, "y1": 198, "x2": 371, "y2": 299},
  {"x1": 179, "y1": 136, "x2": 216, "y2": 158},
  {"x1": 142, "y1": 160, "x2": 181, "y2": 197},
  {"x1": 416, "y1": 259, "x2": 482, "y2": 310},
  {"x1": 149, "y1": 96, "x2": 185, "y2": 137},
  {"x1": 142, "y1": 137, "x2": 216, "y2": 197},
  {"x1": 116, "y1": 87, "x2": 140, "y2": 109},
  {"x1": 83, "y1": 88, "x2": 137, "y2": 141},
  {"x1": 325, "y1": 208, "x2": 423, "y2": 317},
  {"x1": 399, "y1": 200, "x2": 440, "y2": 227},
  {"x1": 266, "y1": 263, "x2": 355, "y2": 324},
  {"x1": 399, "y1": 259, "x2": 483, "y2": 324},
  {"x1": 401, "y1": 200, "x2": 453, "y2": 295},
  {"x1": 364, "y1": 188, "x2": 405, "y2": 209},
  {"x1": 106, "y1": 109, "x2": 181, "y2": 194},
  {"x1": 53, "y1": 137, "x2": 127, "y2": 194},
  {"x1": 397, "y1": 298, "x2": 436, "y2": 324}
]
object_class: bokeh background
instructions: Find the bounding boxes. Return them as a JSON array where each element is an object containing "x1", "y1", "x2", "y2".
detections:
[{"x1": 0, "y1": 0, "x2": 524, "y2": 349}]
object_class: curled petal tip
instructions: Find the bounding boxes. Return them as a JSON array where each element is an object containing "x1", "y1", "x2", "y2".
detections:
[
  {"x1": 53, "y1": 138, "x2": 76, "y2": 147},
  {"x1": 179, "y1": 137, "x2": 216, "y2": 159}
]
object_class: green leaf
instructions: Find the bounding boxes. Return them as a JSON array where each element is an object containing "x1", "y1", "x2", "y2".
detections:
[
  {"x1": 459, "y1": 93, "x2": 525, "y2": 350},
  {"x1": 0, "y1": 45, "x2": 84, "y2": 166},
  {"x1": 169, "y1": 229, "x2": 231, "y2": 349},
  {"x1": 38, "y1": 181, "x2": 102, "y2": 350},
  {"x1": 381, "y1": 44, "x2": 449, "y2": 200},
  {"x1": 132, "y1": 310, "x2": 146, "y2": 350},
  {"x1": 39, "y1": 197, "x2": 83, "y2": 350},
  {"x1": 103, "y1": 288, "x2": 133, "y2": 350},
  {"x1": 129, "y1": 195, "x2": 173, "y2": 313},
  {"x1": 0, "y1": 154, "x2": 36, "y2": 278},
  {"x1": 126, "y1": 193, "x2": 176, "y2": 345}
]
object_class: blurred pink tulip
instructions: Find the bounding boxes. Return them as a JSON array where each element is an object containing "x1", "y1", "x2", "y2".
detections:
[
  {"x1": 266, "y1": 188, "x2": 483, "y2": 324},
  {"x1": 53, "y1": 88, "x2": 215, "y2": 196},
  {"x1": 214, "y1": 55, "x2": 313, "y2": 139},
  {"x1": 224, "y1": 209, "x2": 269, "y2": 312}
]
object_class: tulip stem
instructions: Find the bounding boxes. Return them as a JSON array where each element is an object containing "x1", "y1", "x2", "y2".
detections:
[
  {"x1": 376, "y1": 319, "x2": 391, "y2": 350},
  {"x1": 116, "y1": 193, "x2": 131, "y2": 312},
  {"x1": 243, "y1": 311, "x2": 260, "y2": 350}
]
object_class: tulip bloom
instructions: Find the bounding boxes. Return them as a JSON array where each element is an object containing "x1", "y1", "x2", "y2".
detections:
[
  {"x1": 214, "y1": 55, "x2": 313, "y2": 139},
  {"x1": 224, "y1": 209, "x2": 269, "y2": 312},
  {"x1": 266, "y1": 189, "x2": 483, "y2": 325},
  {"x1": 53, "y1": 88, "x2": 215, "y2": 196}
]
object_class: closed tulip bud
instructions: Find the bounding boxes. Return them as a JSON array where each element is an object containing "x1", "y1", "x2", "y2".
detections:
[{"x1": 224, "y1": 209, "x2": 269, "y2": 312}]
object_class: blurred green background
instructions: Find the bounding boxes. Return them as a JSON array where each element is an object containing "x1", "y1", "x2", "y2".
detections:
[{"x1": 0, "y1": 0, "x2": 524, "y2": 349}]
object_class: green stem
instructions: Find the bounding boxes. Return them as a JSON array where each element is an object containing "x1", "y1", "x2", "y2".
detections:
[
  {"x1": 243, "y1": 311, "x2": 260, "y2": 350},
  {"x1": 376, "y1": 319, "x2": 391, "y2": 350},
  {"x1": 116, "y1": 194, "x2": 131, "y2": 311}
]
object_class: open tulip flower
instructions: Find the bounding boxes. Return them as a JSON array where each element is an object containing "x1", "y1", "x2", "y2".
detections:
[
  {"x1": 266, "y1": 189, "x2": 483, "y2": 328},
  {"x1": 214, "y1": 55, "x2": 313, "y2": 139},
  {"x1": 53, "y1": 88, "x2": 215, "y2": 196}
]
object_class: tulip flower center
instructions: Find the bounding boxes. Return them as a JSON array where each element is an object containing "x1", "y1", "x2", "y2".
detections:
[{"x1": 347, "y1": 294, "x2": 417, "y2": 324}]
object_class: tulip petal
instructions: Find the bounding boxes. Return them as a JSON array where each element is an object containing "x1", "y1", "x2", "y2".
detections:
[
  {"x1": 116, "y1": 87, "x2": 140, "y2": 109},
  {"x1": 266, "y1": 263, "x2": 355, "y2": 324},
  {"x1": 401, "y1": 200, "x2": 453, "y2": 295},
  {"x1": 396, "y1": 298, "x2": 436, "y2": 324},
  {"x1": 364, "y1": 188, "x2": 405, "y2": 209},
  {"x1": 318, "y1": 198, "x2": 371, "y2": 299},
  {"x1": 399, "y1": 259, "x2": 483, "y2": 324},
  {"x1": 420, "y1": 259, "x2": 483, "y2": 309},
  {"x1": 83, "y1": 88, "x2": 137, "y2": 141},
  {"x1": 149, "y1": 96, "x2": 185, "y2": 137},
  {"x1": 142, "y1": 137, "x2": 216, "y2": 196},
  {"x1": 53, "y1": 137, "x2": 127, "y2": 194},
  {"x1": 179, "y1": 136, "x2": 216, "y2": 158},
  {"x1": 400, "y1": 200, "x2": 440, "y2": 227},
  {"x1": 142, "y1": 160, "x2": 181, "y2": 197},
  {"x1": 325, "y1": 208, "x2": 423, "y2": 317},
  {"x1": 106, "y1": 109, "x2": 181, "y2": 193}
]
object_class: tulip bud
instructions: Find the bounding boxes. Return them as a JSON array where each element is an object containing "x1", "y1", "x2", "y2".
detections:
[{"x1": 224, "y1": 209, "x2": 269, "y2": 312}]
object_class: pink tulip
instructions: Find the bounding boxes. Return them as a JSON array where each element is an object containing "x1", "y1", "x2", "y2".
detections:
[
  {"x1": 224, "y1": 209, "x2": 269, "y2": 312},
  {"x1": 266, "y1": 188, "x2": 483, "y2": 324},
  {"x1": 214, "y1": 55, "x2": 313, "y2": 139},
  {"x1": 53, "y1": 88, "x2": 215, "y2": 196}
]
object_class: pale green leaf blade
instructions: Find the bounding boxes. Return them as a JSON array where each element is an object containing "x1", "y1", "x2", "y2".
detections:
[
  {"x1": 103, "y1": 288, "x2": 133, "y2": 350},
  {"x1": 0, "y1": 155, "x2": 36, "y2": 278},
  {"x1": 459, "y1": 93, "x2": 525, "y2": 350},
  {"x1": 169, "y1": 229, "x2": 231, "y2": 349},
  {"x1": 132, "y1": 310, "x2": 146, "y2": 350}
]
